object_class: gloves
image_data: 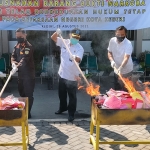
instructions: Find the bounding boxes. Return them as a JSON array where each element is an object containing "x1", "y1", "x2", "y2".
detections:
[
  {"x1": 110, "y1": 60, "x2": 116, "y2": 68},
  {"x1": 10, "y1": 67, "x2": 18, "y2": 75},
  {"x1": 117, "y1": 66, "x2": 123, "y2": 74},
  {"x1": 69, "y1": 55, "x2": 76, "y2": 61},
  {"x1": 11, "y1": 63, "x2": 18, "y2": 75},
  {"x1": 56, "y1": 28, "x2": 61, "y2": 35},
  {"x1": 12, "y1": 63, "x2": 17, "y2": 69}
]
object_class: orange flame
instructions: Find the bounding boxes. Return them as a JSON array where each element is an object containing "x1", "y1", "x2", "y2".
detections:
[
  {"x1": 121, "y1": 77, "x2": 136, "y2": 93},
  {"x1": 86, "y1": 82, "x2": 100, "y2": 96}
]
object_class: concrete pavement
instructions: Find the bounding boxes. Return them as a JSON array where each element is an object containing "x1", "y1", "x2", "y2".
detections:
[
  {"x1": 1, "y1": 121, "x2": 150, "y2": 150},
  {"x1": 1, "y1": 76, "x2": 150, "y2": 150}
]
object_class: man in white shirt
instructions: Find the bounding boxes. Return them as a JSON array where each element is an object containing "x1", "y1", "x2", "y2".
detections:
[
  {"x1": 107, "y1": 26, "x2": 133, "y2": 91},
  {"x1": 51, "y1": 28, "x2": 84, "y2": 122}
]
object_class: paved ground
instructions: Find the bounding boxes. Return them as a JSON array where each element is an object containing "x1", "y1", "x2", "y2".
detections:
[{"x1": 0, "y1": 76, "x2": 150, "y2": 150}]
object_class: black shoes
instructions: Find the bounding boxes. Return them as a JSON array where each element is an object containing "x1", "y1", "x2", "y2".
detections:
[
  {"x1": 55, "y1": 109, "x2": 67, "y2": 114},
  {"x1": 68, "y1": 115, "x2": 74, "y2": 122}
]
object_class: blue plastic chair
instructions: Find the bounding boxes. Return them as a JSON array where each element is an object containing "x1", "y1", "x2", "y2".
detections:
[
  {"x1": 79, "y1": 55, "x2": 88, "y2": 71},
  {"x1": 87, "y1": 56, "x2": 104, "y2": 84},
  {"x1": 144, "y1": 53, "x2": 150, "y2": 81},
  {"x1": 1, "y1": 53, "x2": 11, "y2": 73},
  {"x1": 40, "y1": 56, "x2": 49, "y2": 84},
  {"x1": 0, "y1": 57, "x2": 6, "y2": 73}
]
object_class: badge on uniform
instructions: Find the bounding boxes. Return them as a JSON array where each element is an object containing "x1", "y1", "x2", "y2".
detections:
[
  {"x1": 25, "y1": 48, "x2": 30, "y2": 51},
  {"x1": 25, "y1": 51, "x2": 29, "y2": 54}
]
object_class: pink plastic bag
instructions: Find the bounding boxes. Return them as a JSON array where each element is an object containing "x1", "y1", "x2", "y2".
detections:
[{"x1": 103, "y1": 95, "x2": 121, "y2": 109}]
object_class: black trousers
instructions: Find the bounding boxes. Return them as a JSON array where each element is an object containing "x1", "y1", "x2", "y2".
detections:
[
  {"x1": 114, "y1": 71, "x2": 132, "y2": 91},
  {"x1": 18, "y1": 78, "x2": 35, "y2": 115},
  {"x1": 58, "y1": 76, "x2": 77, "y2": 116}
]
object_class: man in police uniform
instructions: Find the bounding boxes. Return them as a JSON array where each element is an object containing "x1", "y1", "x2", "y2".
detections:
[
  {"x1": 51, "y1": 28, "x2": 84, "y2": 122},
  {"x1": 11, "y1": 28, "x2": 35, "y2": 118}
]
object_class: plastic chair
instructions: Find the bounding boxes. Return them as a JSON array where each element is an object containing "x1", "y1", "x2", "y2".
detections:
[
  {"x1": 0, "y1": 57, "x2": 6, "y2": 73},
  {"x1": 144, "y1": 53, "x2": 150, "y2": 81},
  {"x1": 1, "y1": 53, "x2": 11, "y2": 74},
  {"x1": 0, "y1": 57, "x2": 7, "y2": 86},
  {"x1": 40, "y1": 56, "x2": 49, "y2": 84},
  {"x1": 87, "y1": 56, "x2": 104, "y2": 84},
  {"x1": 79, "y1": 54, "x2": 88, "y2": 71},
  {"x1": 40, "y1": 55, "x2": 59, "y2": 89}
]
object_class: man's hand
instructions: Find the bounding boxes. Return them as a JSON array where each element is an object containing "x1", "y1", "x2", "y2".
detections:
[
  {"x1": 75, "y1": 75, "x2": 81, "y2": 81},
  {"x1": 12, "y1": 63, "x2": 17, "y2": 69},
  {"x1": 56, "y1": 28, "x2": 61, "y2": 35},
  {"x1": 10, "y1": 67, "x2": 18, "y2": 75},
  {"x1": 69, "y1": 55, "x2": 76, "y2": 61},
  {"x1": 111, "y1": 60, "x2": 116, "y2": 68},
  {"x1": 117, "y1": 66, "x2": 123, "y2": 74}
]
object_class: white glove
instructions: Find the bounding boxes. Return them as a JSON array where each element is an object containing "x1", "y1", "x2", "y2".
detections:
[
  {"x1": 56, "y1": 28, "x2": 61, "y2": 35},
  {"x1": 117, "y1": 66, "x2": 123, "y2": 74},
  {"x1": 10, "y1": 68, "x2": 18, "y2": 75},
  {"x1": 12, "y1": 63, "x2": 17, "y2": 69},
  {"x1": 69, "y1": 55, "x2": 76, "y2": 61},
  {"x1": 111, "y1": 60, "x2": 116, "y2": 68}
]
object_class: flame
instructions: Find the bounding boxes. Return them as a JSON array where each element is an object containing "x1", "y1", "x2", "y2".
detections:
[
  {"x1": 121, "y1": 77, "x2": 136, "y2": 93},
  {"x1": 86, "y1": 82, "x2": 100, "y2": 96}
]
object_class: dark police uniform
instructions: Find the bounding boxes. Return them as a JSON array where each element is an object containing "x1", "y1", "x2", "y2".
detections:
[{"x1": 11, "y1": 40, "x2": 35, "y2": 117}]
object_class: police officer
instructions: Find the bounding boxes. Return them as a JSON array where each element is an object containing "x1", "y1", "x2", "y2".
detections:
[{"x1": 11, "y1": 28, "x2": 35, "y2": 118}]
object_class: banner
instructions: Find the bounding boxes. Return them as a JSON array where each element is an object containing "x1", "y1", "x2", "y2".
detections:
[{"x1": 0, "y1": 0, "x2": 149, "y2": 30}]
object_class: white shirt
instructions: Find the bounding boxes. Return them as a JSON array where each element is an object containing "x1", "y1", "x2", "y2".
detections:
[
  {"x1": 56, "y1": 37, "x2": 84, "y2": 81},
  {"x1": 107, "y1": 37, "x2": 133, "y2": 74}
]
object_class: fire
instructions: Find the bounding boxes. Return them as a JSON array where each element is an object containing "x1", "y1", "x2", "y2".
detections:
[
  {"x1": 120, "y1": 77, "x2": 145, "y2": 100},
  {"x1": 86, "y1": 82, "x2": 100, "y2": 96},
  {"x1": 121, "y1": 77, "x2": 136, "y2": 93}
]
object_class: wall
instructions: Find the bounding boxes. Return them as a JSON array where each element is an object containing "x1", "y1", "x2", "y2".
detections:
[
  {"x1": 0, "y1": 31, "x2": 9, "y2": 55},
  {"x1": 79, "y1": 41, "x2": 94, "y2": 55},
  {"x1": 9, "y1": 41, "x2": 16, "y2": 53},
  {"x1": 131, "y1": 41, "x2": 150, "y2": 54},
  {"x1": 142, "y1": 41, "x2": 150, "y2": 52}
]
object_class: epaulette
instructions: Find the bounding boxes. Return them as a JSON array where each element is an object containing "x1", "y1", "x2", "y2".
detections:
[
  {"x1": 14, "y1": 43, "x2": 19, "y2": 48},
  {"x1": 27, "y1": 41, "x2": 32, "y2": 46}
]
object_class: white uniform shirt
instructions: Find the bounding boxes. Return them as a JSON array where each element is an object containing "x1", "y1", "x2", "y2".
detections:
[
  {"x1": 56, "y1": 37, "x2": 84, "y2": 81},
  {"x1": 107, "y1": 37, "x2": 133, "y2": 74}
]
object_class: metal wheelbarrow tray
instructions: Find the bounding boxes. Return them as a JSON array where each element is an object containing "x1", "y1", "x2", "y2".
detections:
[
  {"x1": 90, "y1": 98, "x2": 150, "y2": 150},
  {"x1": 0, "y1": 97, "x2": 29, "y2": 150}
]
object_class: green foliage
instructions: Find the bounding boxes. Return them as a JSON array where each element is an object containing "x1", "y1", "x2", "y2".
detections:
[
  {"x1": 90, "y1": 30, "x2": 114, "y2": 70},
  {"x1": 138, "y1": 50, "x2": 150, "y2": 62},
  {"x1": 98, "y1": 64, "x2": 113, "y2": 74},
  {"x1": 27, "y1": 31, "x2": 48, "y2": 75}
]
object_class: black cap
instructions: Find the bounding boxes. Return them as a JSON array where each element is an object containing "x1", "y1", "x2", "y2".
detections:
[{"x1": 71, "y1": 28, "x2": 81, "y2": 39}]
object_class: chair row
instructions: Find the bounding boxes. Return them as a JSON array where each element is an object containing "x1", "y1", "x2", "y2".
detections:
[
  {"x1": 0, "y1": 53, "x2": 11, "y2": 74},
  {"x1": 40, "y1": 55, "x2": 59, "y2": 85},
  {"x1": 79, "y1": 55, "x2": 104, "y2": 84},
  {"x1": 79, "y1": 55, "x2": 99, "y2": 73}
]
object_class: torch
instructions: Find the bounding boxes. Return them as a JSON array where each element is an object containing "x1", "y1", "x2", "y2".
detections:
[{"x1": 114, "y1": 67, "x2": 143, "y2": 100}]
